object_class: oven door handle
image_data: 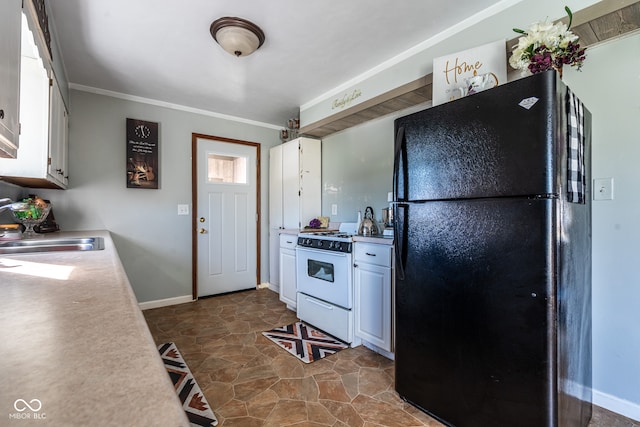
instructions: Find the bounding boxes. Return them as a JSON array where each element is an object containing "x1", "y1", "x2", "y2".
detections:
[{"x1": 304, "y1": 296, "x2": 334, "y2": 310}]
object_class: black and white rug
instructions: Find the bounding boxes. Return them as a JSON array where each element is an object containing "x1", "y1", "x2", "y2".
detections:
[
  {"x1": 262, "y1": 322, "x2": 349, "y2": 363},
  {"x1": 158, "y1": 342, "x2": 218, "y2": 427}
]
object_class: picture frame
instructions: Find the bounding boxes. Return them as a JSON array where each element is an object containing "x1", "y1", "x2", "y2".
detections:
[{"x1": 126, "y1": 118, "x2": 159, "y2": 189}]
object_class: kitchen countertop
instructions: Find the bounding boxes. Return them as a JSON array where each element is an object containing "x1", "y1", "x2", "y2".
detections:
[
  {"x1": 278, "y1": 228, "x2": 301, "y2": 235},
  {"x1": 0, "y1": 230, "x2": 188, "y2": 426}
]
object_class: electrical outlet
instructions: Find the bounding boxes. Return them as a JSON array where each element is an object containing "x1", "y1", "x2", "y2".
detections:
[
  {"x1": 331, "y1": 204, "x2": 338, "y2": 216},
  {"x1": 177, "y1": 204, "x2": 190, "y2": 215},
  {"x1": 593, "y1": 177, "x2": 614, "y2": 201}
]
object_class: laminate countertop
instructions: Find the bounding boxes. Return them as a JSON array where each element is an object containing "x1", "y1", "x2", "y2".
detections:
[{"x1": 0, "y1": 230, "x2": 188, "y2": 426}]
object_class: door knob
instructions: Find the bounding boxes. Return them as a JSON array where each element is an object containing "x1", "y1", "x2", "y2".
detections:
[
  {"x1": 199, "y1": 217, "x2": 206, "y2": 223},
  {"x1": 199, "y1": 228, "x2": 207, "y2": 234}
]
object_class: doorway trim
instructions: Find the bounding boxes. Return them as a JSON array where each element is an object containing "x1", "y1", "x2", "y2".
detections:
[{"x1": 191, "y1": 133, "x2": 261, "y2": 300}]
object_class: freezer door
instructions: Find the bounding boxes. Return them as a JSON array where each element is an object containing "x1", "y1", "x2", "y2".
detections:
[
  {"x1": 394, "y1": 71, "x2": 565, "y2": 202},
  {"x1": 395, "y1": 197, "x2": 558, "y2": 427}
]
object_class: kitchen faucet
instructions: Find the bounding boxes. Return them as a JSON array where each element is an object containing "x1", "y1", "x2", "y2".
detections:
[{"x1": 0, "y1": 198, "x2": 29, "y2": 212}]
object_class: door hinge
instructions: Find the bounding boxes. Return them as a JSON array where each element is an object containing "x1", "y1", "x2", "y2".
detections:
[
  {"x1": 49, "y1": 78, "x2": 53, "y2": 87},
  {"x1": 48, "y1": 157, "x2": 52, "y2": 166}
]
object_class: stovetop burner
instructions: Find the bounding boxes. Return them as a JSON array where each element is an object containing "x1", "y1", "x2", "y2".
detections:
[
  {"x1": 296, "y1": 223, "x2": 358, "y2": 253},
  {"x1": 297, "y1": 231, "x2": 354, "y2": 253},
  {"x1": 305, "y1": 231, "x2": 353, "y2": 239}
]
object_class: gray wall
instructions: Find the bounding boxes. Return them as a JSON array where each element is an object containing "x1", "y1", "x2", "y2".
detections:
[
  {"x1": 321, "y1": 104, "x2": 426, "y2": 223},
  {"x1": 36, "y1": 90, "x2": 281, "y2": 303},
  {"x1": 321, "y1": 116, "x2": 394, "y2": 223},
  {"x1": 319, "y1": 34, "x2": 640, "y2": 420},
  {"x1": 562, "y1": 34, "x2": 640, "y2": 416}
]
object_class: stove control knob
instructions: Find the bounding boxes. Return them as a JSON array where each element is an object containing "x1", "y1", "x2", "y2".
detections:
[{"x1": 318, "y1": 241, "x2": 324, "y2": 247}]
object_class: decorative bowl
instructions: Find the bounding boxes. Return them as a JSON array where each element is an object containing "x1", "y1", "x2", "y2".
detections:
[{"x1": 11, "y1": 204, "x2": 51, "y2": 238}]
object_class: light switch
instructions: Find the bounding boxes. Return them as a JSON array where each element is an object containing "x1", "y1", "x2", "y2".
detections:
[
  {"x1": 593, "y1": 177, "x2": 614, "y2": 201},
  {"x1": 331, "y1": 204, "x2": 338, "y2": 215},
  {"x1": 177, "y1": 204, "x2": 190, "y2": 215}
]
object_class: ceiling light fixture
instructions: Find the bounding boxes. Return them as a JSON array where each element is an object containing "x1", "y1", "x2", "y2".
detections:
[{"x1": 210, "y1": 17, "x2": 265, "y2": 57}]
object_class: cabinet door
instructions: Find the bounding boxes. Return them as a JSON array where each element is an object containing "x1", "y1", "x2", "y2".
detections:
[
  {"x1": 269, "y1": 230, "x2": 280, "y2": 288},
  {"x1": 269, "y1": 145, "x2": 283, "y2": 229},
  {"x1": 0, "y1": 0, "x2": 22, "y2": 157},
  {"x1": 281, "y1": 140, "x2": 300, "y2": 229},
  {"x1": 354, "y1": 261, "x2": 392, "y2": 351},
  {"x1": 298, "y1": 138, "x2": 321, "y2": 228},
  {"x1": 269, "y1": 145, "x2": 284, "y2": 288},
  {"x1": 279, "y1": 248, "x2": 297, "y2": 309},
  {"x1": 48, "y1": 77, "x2": 68, "y2": 187}
]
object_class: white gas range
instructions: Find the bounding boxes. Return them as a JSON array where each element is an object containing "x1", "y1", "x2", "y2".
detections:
[{"x1": 295, "y1": 224, "x2": 357, "y2": 343}]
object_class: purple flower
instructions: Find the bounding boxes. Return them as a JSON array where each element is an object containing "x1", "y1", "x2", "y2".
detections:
[
  {"x1": 528, "y1": 48, "x2": 553, "y2": 74},
  {"x1": 309, "y1": 218, "x2": 321, "y2": 228}
]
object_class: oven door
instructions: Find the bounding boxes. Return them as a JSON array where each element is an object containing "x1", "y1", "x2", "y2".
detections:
[{"x1": 296, "y1": 246, "x2": 353, "y2": 309}]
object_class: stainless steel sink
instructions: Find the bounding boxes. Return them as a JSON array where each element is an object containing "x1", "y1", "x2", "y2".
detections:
[{"x1": 0, "y1": 237, "x2": 105, "y2": 254}]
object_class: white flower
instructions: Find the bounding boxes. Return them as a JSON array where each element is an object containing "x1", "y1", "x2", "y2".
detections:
[{"x1": 509, "y1": 17, "x2": 584, "y2": 72}]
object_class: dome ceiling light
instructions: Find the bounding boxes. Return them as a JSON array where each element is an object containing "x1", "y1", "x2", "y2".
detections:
[{"x1": 210, "y1": 17, "x2": 265, "y2": 57}]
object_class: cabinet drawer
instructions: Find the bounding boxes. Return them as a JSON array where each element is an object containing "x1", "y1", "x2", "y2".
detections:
[
  {"x1": 279, "y1": 234, "x2": 298, "y2": 249},
  {"x1": 354, "y1": 243, "x2": 392, "y2": 267},
  {"x1": 297, "y1": 293, "x2": 353, "y2": 343}
]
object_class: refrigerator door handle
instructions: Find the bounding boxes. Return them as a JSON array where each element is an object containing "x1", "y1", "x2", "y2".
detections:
[
  {"x1": 394, "y1": 203, "x2": 406, "y2": 281},
  {"x1": 393, "y1": 126, "x2": 406, "y2": 202}
]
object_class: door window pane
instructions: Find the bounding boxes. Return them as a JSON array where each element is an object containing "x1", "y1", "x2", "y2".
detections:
[{"x1": 207, "y1": 154, "x2": 247, "y2": 183}]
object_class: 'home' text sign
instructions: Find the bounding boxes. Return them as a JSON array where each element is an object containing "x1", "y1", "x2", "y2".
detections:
[{"x1": 432, "y1": 40, "x2": 506, "y2": 106}]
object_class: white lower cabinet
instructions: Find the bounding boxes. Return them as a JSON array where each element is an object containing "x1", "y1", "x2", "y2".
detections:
[
  {"x1": 354, "y1": 242, "x2": 393, "y2": 353},
  {"x1": 279, "y1": 234, "x2": 298, "y2": 310}
]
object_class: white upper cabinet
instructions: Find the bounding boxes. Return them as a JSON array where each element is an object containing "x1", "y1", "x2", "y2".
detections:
[
  {"x1": 269, "y1": 137, "x2": 321, "y2": 290},
  {"x1": 269, "y1": 137, "x2": 321, "y2": 230},
  {"x1": 0, "y1": 8, "x2": 68, "y2": 189},
  {"x1": 48, "y1": 76, "x2": 68, "y2": 187},
  {"x1": 0, "y1": 0, "x2": 22, "y2": 158}
]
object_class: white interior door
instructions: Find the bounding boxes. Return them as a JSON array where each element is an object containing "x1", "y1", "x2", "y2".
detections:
[{"x1": 196, "y1": 136, "x2": 258, "y2": 297}]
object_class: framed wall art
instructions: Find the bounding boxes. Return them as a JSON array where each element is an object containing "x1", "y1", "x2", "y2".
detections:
[{"x1": 126, "y1": 118, "x2": 159, "y2": 189}]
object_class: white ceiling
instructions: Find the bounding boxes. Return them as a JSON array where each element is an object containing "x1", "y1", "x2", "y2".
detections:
[{"x1": 48, "y1": 0, "x2": 504, "y2": 128}]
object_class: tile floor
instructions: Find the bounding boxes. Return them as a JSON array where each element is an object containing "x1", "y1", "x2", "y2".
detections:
[{"x1": 143, "y1": 288, "x2": 638, "y2": 427}]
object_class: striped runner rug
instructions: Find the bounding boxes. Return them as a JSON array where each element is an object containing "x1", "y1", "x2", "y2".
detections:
[{"x1": 158, "y1": 342, "x2": 218, "y2": 427}]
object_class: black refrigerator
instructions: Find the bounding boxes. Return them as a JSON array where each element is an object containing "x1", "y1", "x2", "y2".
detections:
[{"x1": 393, "y1": 71, "x2": 592, "y2": 427}]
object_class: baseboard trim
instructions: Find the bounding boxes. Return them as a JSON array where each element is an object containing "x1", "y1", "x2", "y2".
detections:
[
  {"x1": 266, "y1": 283, "x2": 279, "y2": 293},
  {"x1": 139, "y1": 295, "x2": 194, "y2": 310},
  {"x1": 361, "y1": 340, "x2": 395, "y2": 361},
  {"x1": 594, "y1": 389, "x2": 640, "y2": 422}
]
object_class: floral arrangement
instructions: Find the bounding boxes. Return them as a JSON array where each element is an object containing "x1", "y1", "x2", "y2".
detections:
[
  {"x1": 308, "y1": 218, "x2": 322, "y2": 228},
  {"x1": 509, "y1": 6, "x2": 586, "y2": 75},
  {"x1": 305, "y1": 216, "x2": 329, "y2": 229}
]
